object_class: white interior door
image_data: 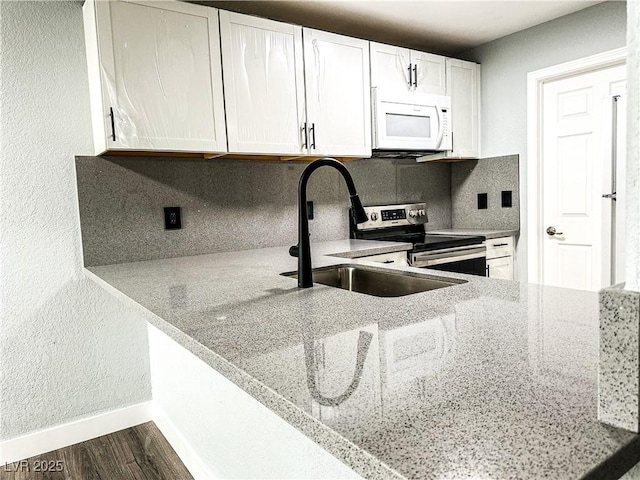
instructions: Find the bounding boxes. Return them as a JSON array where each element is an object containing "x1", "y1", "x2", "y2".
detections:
[{"x1": 541, "y1": 64, "x2": 626, "y2": 291}]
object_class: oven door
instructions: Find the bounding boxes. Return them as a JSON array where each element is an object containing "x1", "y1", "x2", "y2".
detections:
[{"x1": 409, "y1": 245, "x2": 487, "y2": 277}]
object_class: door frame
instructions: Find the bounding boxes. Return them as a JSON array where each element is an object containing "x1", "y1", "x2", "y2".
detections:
[{"x1": 526, "y1": 47, "x2": 627, "y2": 284}]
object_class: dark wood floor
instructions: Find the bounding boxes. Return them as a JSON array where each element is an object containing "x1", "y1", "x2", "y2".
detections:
[{"x1": 0, "y1": 422, "x2": 193, "y2": 480}]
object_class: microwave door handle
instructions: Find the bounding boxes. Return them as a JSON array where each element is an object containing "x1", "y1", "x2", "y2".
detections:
[{"x1": 434, "y1": 106, "x2": 444, "y2": 149}]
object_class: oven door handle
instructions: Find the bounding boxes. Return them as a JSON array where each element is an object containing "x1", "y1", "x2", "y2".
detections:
[{"x1": 411, "y1": 246, "x2": 486, "y2": 267}]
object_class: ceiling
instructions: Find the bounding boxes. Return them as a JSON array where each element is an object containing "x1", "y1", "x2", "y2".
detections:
[{"x1": 195, "y1": 0, "x2": 605, "y2": 55}]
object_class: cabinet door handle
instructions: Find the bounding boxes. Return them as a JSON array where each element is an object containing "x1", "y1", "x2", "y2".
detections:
[
  {"x1": 109, "y1": 107, "x2": 116, "y2": 141},
  {"x1": 382, "y1": 260, "x2": 394, "y2": 264},
  {"x1": 491, "y1": 243, "x2": 509, "y2": 247},
  {"x1": 413, "y1": 64, "x2": 418, "y2": 87},
  {"x1": 486, "y1": 264, "x2": 490, "y2": 277},
  {"x1": 310, "y1": 123, "x2": 316, "y2": 149},
  {"x1": 302, "y1": 123, "x2": 308, "y2": 149},
  {"x1": 407, "y1": 63, "x2": 413, "y2": 87}
]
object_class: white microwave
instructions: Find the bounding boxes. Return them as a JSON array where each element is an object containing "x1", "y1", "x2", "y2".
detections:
[{"x1": 372, "y1": 88, "x2": 452, "y2": 152}]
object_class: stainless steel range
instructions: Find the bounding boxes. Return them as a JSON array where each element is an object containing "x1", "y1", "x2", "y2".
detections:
[{"x1": 350, "y1": 203, "x2": 487, "y2": 276}]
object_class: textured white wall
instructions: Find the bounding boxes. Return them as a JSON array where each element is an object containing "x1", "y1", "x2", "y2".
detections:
[
  {"x1": 625, "y1": 0, "x2": 640, "y2": 292},
  {"x1": 0, "y1": 1, "x2": 151, "y2": 440},
  {"x1": 462, "y1": 1, "x2": 627, "y2": 282}
]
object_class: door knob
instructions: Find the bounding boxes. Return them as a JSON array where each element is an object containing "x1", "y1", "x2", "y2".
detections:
[{"x1": 546, "y1": 226, "x2": 563, "y2": 236}]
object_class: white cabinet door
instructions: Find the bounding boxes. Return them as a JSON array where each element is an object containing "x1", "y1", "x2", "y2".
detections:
[
  {"x1": 220, "y1": 12, "x2": 306, "y2": 155},
  {"x1": 370, "y1": 42, "x2": 411, "y2": 91},
  {"x1": 445, "y1": 58, "x2": 480, "y2": 158},
  {"x1": 370, "y1": 43, "x2": 445, "y2": 95},
  {"x1": 303, "y1": 29, "x2": 371, "y2": 157},
  {"x1": 85, "y1": 0, "x2": 227, "y2": 154},
  {"x1": 412, "y1": 51, "x2": 446, "y2": 95},
  {"x1": 487, "y1": 257, "x2": 514, "y2": 280}
]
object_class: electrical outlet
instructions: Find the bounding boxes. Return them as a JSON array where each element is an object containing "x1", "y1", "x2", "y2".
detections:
[
  {"x1": 502, "y1": 190, "x2": 513, "y2": 208},
  {"x1": 164, "y1": 206, "x2": 182, "y2": 230},
  {"x1": 477, "y1": 193, "x2": 488, "y2": 210}
]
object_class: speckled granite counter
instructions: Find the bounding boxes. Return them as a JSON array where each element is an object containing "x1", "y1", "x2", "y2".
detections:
[
  {"x1": 426, "y1": 228, "x2": 519, "y2": 239},
  {"x1": 317, "y1": 239, "x2": 412, "y2": 258},
  {"x1": 86, "y1": 239, "x2": 640, "y2": 480}
]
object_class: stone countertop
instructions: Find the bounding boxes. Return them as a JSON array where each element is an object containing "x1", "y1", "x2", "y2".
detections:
[
  {"x1": 314, "y1": 239, "x2": 412, "y2": 258},
  {"x1": 86, "y1": 239, "x2": 640, "y2": 480},
  {"x1": 425, "y1": 228, "x2": 520, "y2": 239}
]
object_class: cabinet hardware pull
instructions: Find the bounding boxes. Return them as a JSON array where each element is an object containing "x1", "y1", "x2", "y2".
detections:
[
  {"x1": 486, "y1": 264, "x2": 490, "y2": 277},
  {"x1": 413, "y1": 64, "x2": 418, "y2": 87},
  {"x1": 302, "y1": 123, "x2": 308, "y2": 149},
  {"x1": 407, "y1": 63, "x2": 413, "y2": 87},
  {"x1": 382, "y1": 260, "x2": 394, "y2": 264},
  {"x1": 109, "y1": 107, "x2": 116, "y2": 141},
  {"x1": 492, "y1": 243, "x2": 508, "y2": 247},
  {"x1": 310, "y1": 123, "x2": 316, "y2": 149}
]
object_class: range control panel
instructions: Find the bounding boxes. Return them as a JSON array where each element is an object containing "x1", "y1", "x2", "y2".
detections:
[
  {"x1": 381, "y1": 208, "x2": 407, "y2": 222},
  {"x1": 357, "y1": 203, "x2": 428, "y2": 231}
]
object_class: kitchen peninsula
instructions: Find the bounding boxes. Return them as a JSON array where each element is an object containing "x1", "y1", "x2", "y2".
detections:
[{"x1": 86, "y1": 240, "x2": 640, "y2": 480}]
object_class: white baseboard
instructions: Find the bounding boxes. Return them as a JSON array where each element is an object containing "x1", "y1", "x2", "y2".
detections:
[
  {"x1": 0, "y1": 401, "x2": 153, "y2": 464},
  {"x1": 152, "y1": 406, "x2": 214, "y2": 480}
]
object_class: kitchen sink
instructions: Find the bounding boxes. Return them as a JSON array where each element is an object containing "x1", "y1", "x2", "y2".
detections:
[{"x1": 281, "y1": 264, "x2": 466, "y2": 297}]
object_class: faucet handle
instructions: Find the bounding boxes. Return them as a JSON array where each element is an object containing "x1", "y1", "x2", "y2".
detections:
[{"x1": 289, "y1": 245, "x2": 299, "y2": 257}]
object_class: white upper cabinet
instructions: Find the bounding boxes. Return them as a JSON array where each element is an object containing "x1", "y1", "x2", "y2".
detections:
[
  {"x1": 369, "y1": 43, "x2": 412, "y2": 91},
  {"x1": 83, "y1": 0, "x2": 227, "y2": 155},
  {"x1": 370, "y1": 42, "x2": 446, "y2": 95},
  {"x1": 412, "y1": 51, "x2": 446, "y2": 95},
  {"x1": 303, "y1": 29, "x2": 371, "y2": 157},
  {"x1": 220, "y1": 12, "x2": 306, "y2": 155},
  {"x1": 446, "y1": 58, "x2": 481, "y2": 158}
]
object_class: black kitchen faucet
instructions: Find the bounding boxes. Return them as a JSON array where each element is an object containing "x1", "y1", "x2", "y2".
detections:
[{"x1": 289, "y1": 158, "x2": 368, "y2": 288}]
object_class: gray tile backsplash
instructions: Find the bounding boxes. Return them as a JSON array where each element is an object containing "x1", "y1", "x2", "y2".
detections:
[
  {"x1": 451, "y1": 155, "x2": 520, "y2": 230},
  {"x1": 76, "y1": 156, "x2": 452, "y2": 266}
]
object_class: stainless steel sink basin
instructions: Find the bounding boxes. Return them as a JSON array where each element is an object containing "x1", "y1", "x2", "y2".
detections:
[{"x1": 281, "y1": 264, "x2": 466, "y2": 297}]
